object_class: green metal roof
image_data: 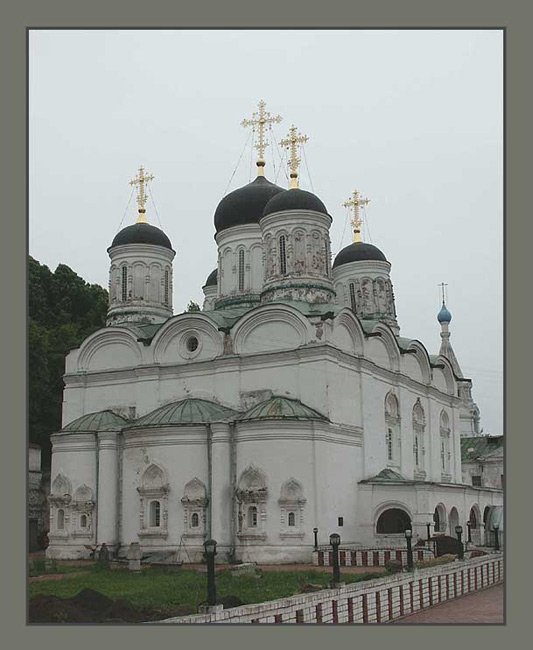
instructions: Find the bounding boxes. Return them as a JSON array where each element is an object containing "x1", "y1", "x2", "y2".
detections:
[
  {"x1": 461, "y1": 436, "x2": 504, "y2": 461},
  {"x1": 238, "y1": 396, "x2": 328, "y2": 422},
  {"x1": 126, "y1": 398, "x2": 240, "y2": 429},
  {"x1": 61, "y1": 410, "x2": 128, "y2": 433},
  {"x1": 360, "y1": 468, "x2": 410, "y2": 484}
]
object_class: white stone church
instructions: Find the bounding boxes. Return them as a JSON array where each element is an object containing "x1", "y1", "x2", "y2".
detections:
[{"x1": 46, "y1": 104, "x2": 502, "y2": 562}]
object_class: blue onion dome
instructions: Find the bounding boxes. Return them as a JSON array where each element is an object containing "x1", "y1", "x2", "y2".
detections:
[
  {"x1": 262, "y1": 188, "x2": 329, "y2": 218},
  {"x1": 203, "y1": 268, "x2": 218, "y2": 288},
  {"x1": 214, "y1": 176, "x2": 285, "y2": 233},
  {"x1": 437, "y1": 302, "x2": 452, "y2": 323},
  {"x1": 332, "y1": 241, "x2": 388, "y2": 269},
  {"x1": 109, "y1": 222, "x2": 173, "y2": 251}
]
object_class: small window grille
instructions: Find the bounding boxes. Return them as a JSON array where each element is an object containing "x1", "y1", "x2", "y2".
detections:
[
  {"x1": 150, "y1": 500, "x2": 161, "y2": 527},
  {"x1": 288, "y1": 512, "x2": 296, "y2": 527},
  {"x1": 338, "y1": 516, "x2": 344, "y2": 527},
  {"x1": 387, "y1": 428, "x2": 393, "y2": 461},
  {"x1": 191, "y1": 512, "x2": 199, "y2": 528},
  {"x1": 248, "y1": 506, "x2": 258, "y2": 528},
  {"x1": 414, "y1": 436, "x2": 420, "y2": 466},
  {"x1": 164, "y1": 269, "x2": 169, "y2": 305},
  {"x1": 80, "y1": 514, "x2": 87, "y2": 529},
  {"x1": 279, "y1": 235, "x2": 287, "y2": 275},
  {"x1": 238, "y1": 249, "x2": 245, "y2": 292},
  {"x1": 121, "y1": 266, "x2": 128, "y2": 301},
  {"x1": 349, "y1": 283, "x2": 356, "y2": 312},
  {"x1": 472, "y1": 476, "x2": 482, "y2": 487}
]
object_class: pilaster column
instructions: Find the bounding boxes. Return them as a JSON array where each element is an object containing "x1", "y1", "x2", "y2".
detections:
[
  {"x1": 210, "y1": 423, "x2": 232, "y2": 560},
  {"x1": 97, "y1": 431, "x2": 119, "y2": 548}
]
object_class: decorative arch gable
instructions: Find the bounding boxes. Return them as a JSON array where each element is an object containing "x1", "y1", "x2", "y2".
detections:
[
  {"x1": 51, "y1": 472, "x2": 72, "y2": 496},
  {"x1": 433, "y1": 356, "x2": 456, "y2": 395},
  {"x1": 138, "y1": 462, "x2": 169, "y2": 539},
  {"x1": 331, "y1": 309, "x2": 364, "y2": 355},
  {"x1": 365, "y1": 323, "x2": 400, "y2": 371},
  {"x1": 77, "y1": 327, "x2": 142, "y2": 372},
  {"x1": 232, "y1": 305, "x2": 312, "y2": 355},
  {"x1": 151, "y1": 313, "x2": 224, "y2": 364},
  {"x1": 236, "y1": 464, "x2": 268, "y2": 540}
]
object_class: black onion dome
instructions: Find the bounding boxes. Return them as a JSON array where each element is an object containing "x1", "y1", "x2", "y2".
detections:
[
  {"x1": 214, "y1": 176, "x2": 285, "y2": 233},
  {"x1": 204, "y1": 268, "x2": 218, "y2": 287},
  {"x1": 332, "y1": 242, "x2": 388, "y2": 269},
  {"x1": 109, "y1": 222, "x2": 173, "y2": 251},
  {"x1": 262, "y1": 188, "x2": 329, "y2": 218}
]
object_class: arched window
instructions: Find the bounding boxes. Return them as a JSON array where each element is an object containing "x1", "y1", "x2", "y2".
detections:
[
  {"x1": 164, "y1": 269, "x2": 169, "y2": 305},
  {"x1": 376, "y1": 508, "x2": 411, "y2": 534},
  {"x1": 385, "y1": 393, "x2": 400, "y2": 466},
  {"x1": 191, "y1": 512, "x2": 199, "y2": 528},
  {"x1": 279, "y1": 235, "x2": 287, "y2": 275},
  {"x1": 80, "y1": 514, "x2": 87, "y2": 528},
  {"x1": 238, "y1": 249, "x2": 245, "y2": 291},
  {"x1": 349, "y1": 282, "x2": 356, "y2": 312},
  {"x1": 57, "y1": 509, "x2": 65, "y2": 530},
  {"x1": 121, "y1": 266, "x2": 128, "y2": 301},
  {"x1": 288, "y1": 512, "x2": 296, "y2": 527},
  {"x1": 149, "y1": 500, "x2": 161, "y2": 527},
  {"x1": 413, "y1": 400, "x2": 425, "y2": 472},
  {"x1": 248, "y1": 506, "x2": 258, "y2": 528},
  {"x1": 433, "y1": 508, "x2": 440, "y2": 532}
]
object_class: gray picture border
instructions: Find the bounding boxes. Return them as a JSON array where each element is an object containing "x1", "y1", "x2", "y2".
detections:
[{"x1": 3, "y1": 0, "x2": 527, "y2": 645}]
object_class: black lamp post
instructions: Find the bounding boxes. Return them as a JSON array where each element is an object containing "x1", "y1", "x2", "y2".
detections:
[
  {"x1": 455, "y1": 525, "x2": 464, "y2": 560},
  {"x1": 329, "y1": 533, "x2": 341, "y2": 585},
  {"x1": 405, "y1": 529, "x2": 414, "y2": 569},
  {"x1": 493, "y1": 524, "x2": 500, "y2": 551},
  {"x1": 313, "y1": 527, "x2": 319, "y2": 551},
  {"x1": 203, "y1": 539, "x2": 217, "y2": 607},
  {"x1": 426, "y1": 522, "x2": 432, "y2": 543}
]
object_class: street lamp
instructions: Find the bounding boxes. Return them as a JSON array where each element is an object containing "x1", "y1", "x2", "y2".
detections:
[
  {"x1": 329, "y1": 533, "x2": 341, "y2": 586},
  {"x1": 455, "y1": 525, "x2": 464, "y2": 560},
  {"x1": 405, "y1": 529, "x2": 414, "y2": 569},
  {"x1": 313, "y1": 527, "x2": 319, "y2": 551},
  {"x1": 493, "y1": 524, "x2": 500, "y2": 551},
  {"x1": 426, "y1": 522, "x2": 432, "y2": 543},
  {"x1": 203, "y1": 539, "x2": 217, "y2": 607}
]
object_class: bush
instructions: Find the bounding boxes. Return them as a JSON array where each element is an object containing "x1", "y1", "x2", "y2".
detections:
[
  {"x1": 384, "y1": 559, "x2": 403, "y2": 574},
  {"x1": 414, "y1": 554, "x2": 456, "y2": 569}
]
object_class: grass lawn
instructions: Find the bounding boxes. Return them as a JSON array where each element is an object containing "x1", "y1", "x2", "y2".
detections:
[{"x1": 28, "y1": 565, "x2": 381, "y2": 615}]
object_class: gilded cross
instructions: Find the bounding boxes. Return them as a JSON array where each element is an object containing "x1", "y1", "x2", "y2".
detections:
[
  {"x1": 343, "y1": 190, "x2": 370, "y2": 243},
  {"x1": 241, "y1": 100, "x2": 282, "y2": 175},
  {"x1": 280, "y1": 125, "x2": 309, "y2": 188},
  {"x1": 129, "y1": 166, "x2": 154, "y2": 223}
]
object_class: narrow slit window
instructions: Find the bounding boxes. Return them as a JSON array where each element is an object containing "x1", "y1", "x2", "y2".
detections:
[
  {"x1": 57, "y1": 509, "x2": 65, "y2": 530},
  {"x1": 80, "y1": 514, "x2": 87, "y2": 529},
  {"x1": 121, "y1": 266, "x2": 128, "y2": 301},
  {"x1": 191, "y1": 512, "x2": 199, "y2": 528},
  {"x1": 164, "y1": 269, "x2": 169, "y2": 305},
  {"x1": 248, "y1": 505, "x2": 258, "y2": 528},
  {"x1": 288, "y1": 512, "x2": 296, "y2": 527},
  {"x1": 349, "y1": 283, "x2": 356, "y2": 312},
  {"x1": 150, "y1": 500, "x2": 161, "y2": 527},
  {"x1": 279, "y1": 235, "x2": 287, "y2": 275},
  {"x1": 238, "y1": 249, "x2": 245, "y2": 291},
  {"x1": 387, "y1": 428, "x2": 393, "y2": 461}
]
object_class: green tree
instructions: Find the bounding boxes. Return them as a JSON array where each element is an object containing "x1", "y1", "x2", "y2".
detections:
[
  {"x1": 28, "y1": 257, "x2": 108, "y2": 467},
  {"x1": 187, "y1": 301, "x2": 201, "y2": 312}
]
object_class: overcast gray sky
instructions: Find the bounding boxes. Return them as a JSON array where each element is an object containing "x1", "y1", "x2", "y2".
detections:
[{"x1": 29, "y1": 29, "x2": 503, "y2": 436}]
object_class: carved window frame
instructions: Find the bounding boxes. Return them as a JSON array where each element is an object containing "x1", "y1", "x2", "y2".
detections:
[
  {"x1": 137, "y1": 464, "x2": 169, "y2": 540},
  {"x1": 278, "y1": 479, "x2": 306, "y2": 540},
  {"x1": 70, "y1": 485, "x2": 95, "y2": 539},
  {"x1": 181, "y1": 478, "x2": 208, "y2": 540}
]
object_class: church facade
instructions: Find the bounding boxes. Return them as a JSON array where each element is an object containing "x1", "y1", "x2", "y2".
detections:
[{"x1": 46, "y1": 104, "x2": 502, "y2": 562}]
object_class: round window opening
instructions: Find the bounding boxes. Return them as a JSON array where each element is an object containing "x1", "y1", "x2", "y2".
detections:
[{"x1": 186, "y1": 336, "x2": 199, "y2": 352}]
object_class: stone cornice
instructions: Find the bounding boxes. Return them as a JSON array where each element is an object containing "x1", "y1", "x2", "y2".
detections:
[{"x1": 64, "y1": 341, "x2": 459, "y2": 405}]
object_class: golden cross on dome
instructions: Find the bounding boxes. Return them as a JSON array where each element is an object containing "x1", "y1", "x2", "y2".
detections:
[
  {"x1": 129, "y1": 166, "x2": 154, "y2": 223},
  {"x1": 241, "y1": 100, "x2": 282, "y2": 176},
  {"x1": 343, "y1": 190, "x2": 370, "y2": 243},
  {"x1": 280, "y1": 125, "x2": 309, "y2": 189}
]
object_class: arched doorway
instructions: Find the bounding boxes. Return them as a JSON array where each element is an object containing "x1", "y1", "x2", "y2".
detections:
[
  {"x1": 448, "y1": 507, "x2": 459, "y2": 536},
  {"x1": 483, "y1": 506, "x2": 491, "y2": 545},
  {"x1": 433, "y1": 504, "x2": 447, "y2": 534},
  {"x1": 469, "y1": 505, "x2": 481, "y2": 545},
  {"x1": 376, "y1": 508, "x2": 412, "y2": 534}
]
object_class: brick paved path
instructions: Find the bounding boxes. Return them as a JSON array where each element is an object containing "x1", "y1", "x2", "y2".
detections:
[{"x1": 392, "y1": 583, "x2": 504, "y2": 624}]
